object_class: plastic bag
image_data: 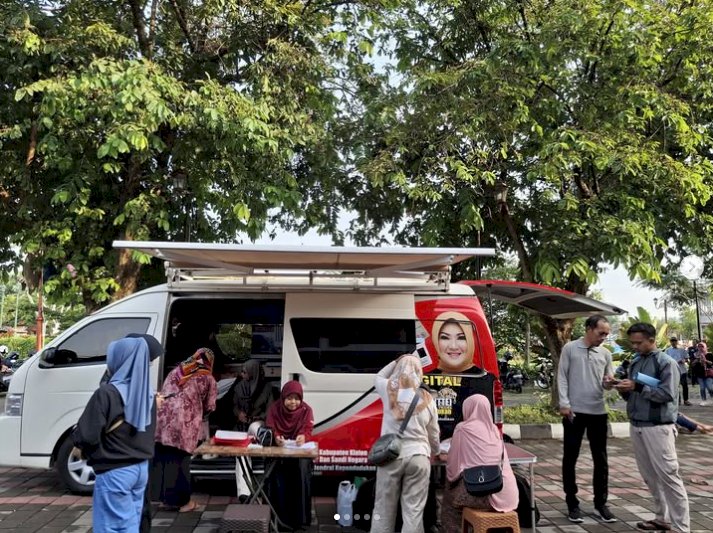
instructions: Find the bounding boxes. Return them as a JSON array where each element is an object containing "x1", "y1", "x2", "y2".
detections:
[{"x1": 337, "y1": 480, "x2": 357, "y2": 526}]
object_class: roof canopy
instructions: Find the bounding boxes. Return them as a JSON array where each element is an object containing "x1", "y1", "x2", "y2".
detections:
[
  {"x1": 461, "y1": 280, "x2": 626, "y2": 319},
  {"x1": 113, "y1": 241, "x2": 496, "y2": 276}
]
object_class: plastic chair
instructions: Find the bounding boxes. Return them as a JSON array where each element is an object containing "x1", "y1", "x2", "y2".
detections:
[
  {"x1": 462, "y1": 507, "x2": 521, "y2": 533},
  {"x1": 219, "y1": 504, "x2": 271, "y2": 533}
]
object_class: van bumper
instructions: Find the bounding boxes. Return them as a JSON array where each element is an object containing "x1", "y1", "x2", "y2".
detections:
[
  {"x1": 0, "y1": 415, "x2": 21, "y2": 467},
  {"x1": 0, "y1": 415, "x2": 51, "y2": 469}
]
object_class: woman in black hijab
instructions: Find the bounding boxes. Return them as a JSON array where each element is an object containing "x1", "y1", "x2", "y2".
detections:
[{"x1": 233, "y1": 359, "x2": 273, "y2": 430}]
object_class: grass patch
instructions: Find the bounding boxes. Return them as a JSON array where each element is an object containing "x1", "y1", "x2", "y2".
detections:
[{"x1": 504, "y1": 403, "x2": 629, "y2": 424}]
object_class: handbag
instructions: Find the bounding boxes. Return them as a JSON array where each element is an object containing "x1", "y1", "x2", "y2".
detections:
[
  {"x1": 256, "y1": 426, "x2": 274, "y2": 447},
  {"x1": 368, "y1": 389, "x2": 422, "y2": 467},
  {"x1": 462, "y1": 443, "x2": 504, "y2": 497}
]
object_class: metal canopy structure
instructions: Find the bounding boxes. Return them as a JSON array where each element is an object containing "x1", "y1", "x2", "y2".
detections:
[
  {"x1": 461, "y1": 280, "x2": 626, "y2": 319},
  {"x1": 113, "y1": 241, "x2": 496, "y2": 291}
]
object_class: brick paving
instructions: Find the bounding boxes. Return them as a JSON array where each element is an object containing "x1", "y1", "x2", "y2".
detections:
[{"x1": 2, "y1": 432, "x2": 713, "y2": 532}]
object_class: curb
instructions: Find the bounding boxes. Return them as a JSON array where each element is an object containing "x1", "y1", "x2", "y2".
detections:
[{"x1": 504, "y1": 422, "x2": 631, "y2": 440}]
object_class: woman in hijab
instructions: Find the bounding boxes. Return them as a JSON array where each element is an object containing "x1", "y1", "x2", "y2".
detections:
[
  {"x1": 154, "y1": 348, "x2": 217, "y2": 513},
  {"x1": 371, "y1": 355, "x2": 440, "y2": 533},
  {"x1": 72, "y1": 337, "x2": 155, "y2": 532},
  {"x1": 692, "y1": 342, "x2": 713, "y2": 405},
  {"x1": 266, "y1": 381, "x2": 315, "y2": 530},
  {"x1": 234, "y1": 359, "x2": 274, "y2": 430},
  {"x1": 231, "y1": 360, "x2": 275, "y2": 501},
  {"x1": 441, "y1": 394, "x2": 518, "y2": 531}
]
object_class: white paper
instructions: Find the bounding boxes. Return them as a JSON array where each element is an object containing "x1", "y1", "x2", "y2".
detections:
[
  {"x1": 284, "y1": 441, "x2": 317, "y2": 450},
  {"x1": 439, "y1": 440, "x2": 451, "y2": 454}
]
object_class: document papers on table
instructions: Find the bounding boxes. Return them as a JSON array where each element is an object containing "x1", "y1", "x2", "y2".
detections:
[{"x1": 283, "y1": 440, "x2": 317, "y2": 450}]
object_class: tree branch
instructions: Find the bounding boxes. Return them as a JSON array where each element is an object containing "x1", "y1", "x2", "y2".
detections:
[
  {"x1": 26, "y1": 121, "x2": 37, "y2": 167},
  {"x1": 167, "y1": 0, "x2": 196, "y2": 54},
  {"x1": 148, "y1": 0, "x2": 161, "y2": 57},
  {"x1": 128, "y1": 0, "x2": 151, "y2": 57}
]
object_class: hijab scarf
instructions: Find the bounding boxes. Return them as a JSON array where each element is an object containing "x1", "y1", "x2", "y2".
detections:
[
  {"x1": 446, "y1": 394, "x2": 519, "y2": 512},
  {"x1": 107, "y1": 337, "x2": 153, "y2": 432},
  {"x1": 237, "y1": 359, "x2": 263, "y2": 401},
  {"x1": 266, "y1": 381, "x2": 313, "y2": 438},
  {"x1": 178, "y1": 347, "x2": 214, "y2": 387},
  {"x1": 386, "y1": 355, "x2": 431, "y2": 420},
  {"x1": 446, "y1": 394, "x2": 502, "y2": 482}
]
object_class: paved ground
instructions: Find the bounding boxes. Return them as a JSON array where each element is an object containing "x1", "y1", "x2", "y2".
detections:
[{"x1": 2, "y1": 430, "x2": 713, "y2": 532}]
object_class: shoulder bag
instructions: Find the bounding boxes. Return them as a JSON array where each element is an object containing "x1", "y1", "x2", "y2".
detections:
[
  {"x1": 367, "y1": 389, "x2": 422, "y2": 467},
  {"x1": 462, "y1": 441, "x2": 504, "y2": 497}
]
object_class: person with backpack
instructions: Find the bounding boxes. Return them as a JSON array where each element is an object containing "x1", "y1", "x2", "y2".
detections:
[
  {"x1": 370, "y1": 355, "x2": 440, "y2": 533},
  {"x1": 615, "y1": 322, "x2": 689, "y2": 533}
]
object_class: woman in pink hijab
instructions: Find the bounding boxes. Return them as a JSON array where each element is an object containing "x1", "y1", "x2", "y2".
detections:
[{"x1": 441, "y1": 394, "x2": 518, "y2": 530}]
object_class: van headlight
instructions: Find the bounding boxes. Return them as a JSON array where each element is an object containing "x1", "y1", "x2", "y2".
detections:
[{"x1": 5, "y1": 394, "x2": 23, "y2": 416}]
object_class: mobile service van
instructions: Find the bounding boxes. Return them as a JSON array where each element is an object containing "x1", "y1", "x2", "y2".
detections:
[{"x1": 0, "y1": 243, "x2": 622, "y2": 493}]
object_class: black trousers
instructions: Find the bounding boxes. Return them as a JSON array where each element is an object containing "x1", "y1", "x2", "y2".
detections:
[
  {"x1": 152, "y1": 443, "x2": 192, "y2": 507},
  {"x1": 562, "y1": 413, "x2": 609, "y2": 510}
]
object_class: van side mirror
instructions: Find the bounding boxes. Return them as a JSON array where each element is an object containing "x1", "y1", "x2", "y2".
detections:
[
  {"x1": 43, "y1": 347, "x2": 57, "y2": 363},
  {"x1": 40, "y1": 347, "x2": 58, "y2": 368}
]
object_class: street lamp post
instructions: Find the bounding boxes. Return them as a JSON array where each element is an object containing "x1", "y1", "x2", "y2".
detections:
[
  {"x1": 653, "y1": 297, "x2": 668, "y2": 323},
  {"x1": 680, "y1": 255, "x2": 705, "y2": 341}
]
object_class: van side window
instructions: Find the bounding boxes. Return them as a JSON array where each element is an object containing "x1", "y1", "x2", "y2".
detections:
[
  {"x1": 291, "y1": 318, "x2": 416, "y2": 373},
  {"x1": 42, "y1": 318, "x2": 151, "y2": 367}
]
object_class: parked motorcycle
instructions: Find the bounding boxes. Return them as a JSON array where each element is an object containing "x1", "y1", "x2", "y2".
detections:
[
  {"x1": 498, "y1": 353, "x2": 524, "y2": 393},
  {"x1": 534, "y1": 358, "x2": 554, "y2": 390}
]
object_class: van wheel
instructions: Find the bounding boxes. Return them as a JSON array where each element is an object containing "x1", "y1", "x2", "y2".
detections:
[{"x1": 56, "y1": 436, "x2": 95, "y2": 494}]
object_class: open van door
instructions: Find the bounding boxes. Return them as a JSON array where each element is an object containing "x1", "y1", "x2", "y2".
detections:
[{"x1": 460, "y1": 280, "x2": 626, "y2": 319}]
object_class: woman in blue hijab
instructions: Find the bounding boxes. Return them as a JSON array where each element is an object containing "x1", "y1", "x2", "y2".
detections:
[{"x1": 73, "y1": 337, "x2": 157, "y2": 532}]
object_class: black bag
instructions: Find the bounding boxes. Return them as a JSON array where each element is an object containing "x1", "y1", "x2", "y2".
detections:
[
  {"x1": 256, "y1": 426, "x2": 274, "y2": 447},
  {"x1": 367, "y1": 389, "x2": 421, "y2": 467},
  {"x1": 514, "y1": 472, "x2": 540, "y2": 528},
  {"x1": 462, "y1": 444, "x2": 504, "y2": 497}
]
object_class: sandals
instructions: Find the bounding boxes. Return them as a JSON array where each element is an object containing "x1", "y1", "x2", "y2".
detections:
[
  {"x1": 178, "y1": 500, "x2": 198, "y2": 513},
  {"x1": 636, "y1": 519, "x2": 671, "y2": 531}
]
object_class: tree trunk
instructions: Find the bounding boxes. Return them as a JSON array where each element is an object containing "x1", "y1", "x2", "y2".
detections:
[
  {"x1": 541, "y1": 315, "x2": 575, "y2": 409},
  {"x1": 114, "y1": 231, "x2": 143, "y2": 301}
]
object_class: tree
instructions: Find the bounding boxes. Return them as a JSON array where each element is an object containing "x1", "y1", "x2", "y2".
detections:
[
  {"x1": 343, "y1": 0, "x2": 713, "y2": 405},
  {"x1": 1, "y1": 0, "x2": 380, "y2": 309}
]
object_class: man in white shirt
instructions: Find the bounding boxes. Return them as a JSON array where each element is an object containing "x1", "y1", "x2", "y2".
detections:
[
  {"x1": 665, "y1": 337, "x2": 691, "y2": 406},
  {"x1": 558, "y1": 315, "x2": 616, "y2": 524}
]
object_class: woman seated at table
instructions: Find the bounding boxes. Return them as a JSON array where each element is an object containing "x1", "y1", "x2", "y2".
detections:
[
  {"x1": 441, "y1": 394, "x2": 518, "y2": 531},
  {"x1": 266, "y1": 381, "x2": 315, "y2": 531}
]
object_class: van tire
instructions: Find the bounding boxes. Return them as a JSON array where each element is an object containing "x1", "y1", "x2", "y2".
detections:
[{"x1": 56, "y1": 436, "x2": 95, "y2": 495}]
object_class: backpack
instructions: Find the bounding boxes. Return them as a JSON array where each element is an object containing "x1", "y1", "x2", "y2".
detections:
[{"x1": 515, "y1": 472, "x2": 540, "y2": 528}]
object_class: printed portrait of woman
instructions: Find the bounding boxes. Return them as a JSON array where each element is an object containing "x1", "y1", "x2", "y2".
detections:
[{"x1": 431, "y1": 312, "x2": 476, "y2": 374}]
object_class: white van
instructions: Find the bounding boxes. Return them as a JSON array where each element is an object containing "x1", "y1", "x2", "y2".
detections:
[{"x1": 0, "y1": 242, "x2": 621, "y2": 493}]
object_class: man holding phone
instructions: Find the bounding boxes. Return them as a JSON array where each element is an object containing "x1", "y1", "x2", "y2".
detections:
[
  {"x1": 558, "y1": 315, "x2": 617, "y2": 523},
  {"x1": 615, "y1": 323, "x2": 688, "y2": 533}
]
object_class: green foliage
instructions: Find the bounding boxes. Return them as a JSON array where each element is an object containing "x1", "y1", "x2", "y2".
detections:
[
  {"x1": 504, "y1": 397, "x2": 628, "y2": 424},
  {"x1": 615, "y1": 307, "x2": 670, "y2": 353},
  {"x1": 346, "y1": 0, "x2": 713, "y2": 292},
  {"x1": 1, "y1": 0, "x2": 381, "y2": 307},
  {"x1": 0, "y1": 335, "x2": 38, "y2": 358}
]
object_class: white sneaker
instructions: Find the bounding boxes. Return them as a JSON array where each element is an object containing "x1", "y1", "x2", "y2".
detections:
[{"x1": 700, "y1": 401, "x2": 709, "y2": 406}]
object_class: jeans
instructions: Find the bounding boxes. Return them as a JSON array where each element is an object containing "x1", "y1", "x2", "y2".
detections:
[
  {"x1": 700, "y1": 377, "x2": 713, "y2": 401},
  {"x1": 93, "y1": 461, "x2": 148, "y2": 533},
  {"x1": 679, "y1": 372, "x2": 689, "y2": 402},
  {"x1": 562, "y1": 413, "x2": 609, "y2": 510}
]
